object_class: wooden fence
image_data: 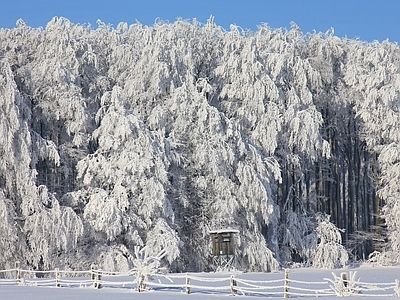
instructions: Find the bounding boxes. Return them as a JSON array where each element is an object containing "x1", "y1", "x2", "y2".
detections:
[
  {"x1": 0, "y1": 263, "x2": 399, "y2": 298},
  {"x1": 146, "y1": 270, "x2": 336, "y2": 297}
]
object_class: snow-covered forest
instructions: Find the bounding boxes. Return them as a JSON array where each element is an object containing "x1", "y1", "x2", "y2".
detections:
[{"x1": 0, "y1": 17, "x2": 399, "y2": 273}]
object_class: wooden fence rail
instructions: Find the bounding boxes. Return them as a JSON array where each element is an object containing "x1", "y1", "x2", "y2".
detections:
[{"x1": 0, "y1": 263, "x2": 399, "y2": 298}]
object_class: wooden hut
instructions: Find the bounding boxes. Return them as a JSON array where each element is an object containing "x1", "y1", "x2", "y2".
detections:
[{"x1": 209, "y1": 229, "x2": 239, "y2": 270}]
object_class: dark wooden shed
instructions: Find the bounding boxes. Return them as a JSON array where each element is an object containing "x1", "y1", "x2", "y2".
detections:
[{"x1": 209, "y1": 229, "x2": 239, "y2": 270}]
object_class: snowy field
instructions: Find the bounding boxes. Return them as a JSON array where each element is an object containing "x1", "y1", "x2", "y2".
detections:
[{"x1": 1, "y1": 265, "x2": 399, "y2": 299}]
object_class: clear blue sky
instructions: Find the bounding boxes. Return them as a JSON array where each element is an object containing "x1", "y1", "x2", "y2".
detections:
[{"x1": 1, "y1": 0, "x2": 399, "y2": 43}]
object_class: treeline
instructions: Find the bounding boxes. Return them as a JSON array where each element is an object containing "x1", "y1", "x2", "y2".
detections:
[{"x1": 0, "y1": 17, "x2": 399, "y2": 272}]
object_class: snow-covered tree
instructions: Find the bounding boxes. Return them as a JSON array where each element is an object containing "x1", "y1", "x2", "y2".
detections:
[
  {"x1": 0, "y1": 59, "x2": 84, "y2": 270},
  {"x1": 377, "y1": 143, "x2": 400, "y2": 264},
  {"x1": 76, "y1": 86, "x2": 180, "y2": 268}
]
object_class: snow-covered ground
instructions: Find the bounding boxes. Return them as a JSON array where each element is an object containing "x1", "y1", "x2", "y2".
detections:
[{"x1": 1, "y1": 265, "x2": 399, "y2": 299}]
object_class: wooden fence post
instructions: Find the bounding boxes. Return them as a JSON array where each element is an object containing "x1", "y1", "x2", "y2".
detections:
[
  {"x1": 15, "y1": 261, "x2": 21, "y2": 285},
  {"x1": 185, "y1": 273, "x2": 190, "y2": 294},
  {"x1": 230, "y1": 275, "x2": 237, "y2": 296},
  {"x1": 284, "y1": 269, "x2": 290, "y2": 298},
  {"x1": 91, "y1": 264, "x2": 95, "y2": 279},
  {"x1": 395, "y1": 279, "x2": 400, "y2": 297},
  {"x1": 91, "y1": 264, "x2": 99, "y2": 289},
  {"x1": 137, "y1": 272, "x2": 145, "y2": 292},
  {"x1": 55, "y1": 268, "x2": 60, "y2": 287},
  {"x1": 97, "y1": 269, "x2": 102, "y2": 289},
  {"x1": 341, "y1": 272, "x2": 348, "y2": 288}
]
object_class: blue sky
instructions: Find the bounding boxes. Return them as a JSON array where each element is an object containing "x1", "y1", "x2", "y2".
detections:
[{"x1": 1, "y1": 0, "x2": 399, "y2": 43}]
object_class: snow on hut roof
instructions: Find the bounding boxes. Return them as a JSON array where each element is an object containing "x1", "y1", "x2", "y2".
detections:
[{"x1": 209, "y1": 229, "x2": 239, "y2": 234}]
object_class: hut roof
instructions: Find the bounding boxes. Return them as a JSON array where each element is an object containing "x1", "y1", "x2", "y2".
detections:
[{"x1": 209, "y1": 229, "x2": 239, "y2": 234}]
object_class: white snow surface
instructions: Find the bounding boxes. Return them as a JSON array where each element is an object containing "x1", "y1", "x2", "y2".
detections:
[{"x1": 1, "y1": 265, "x2": 399, "y2": 299}]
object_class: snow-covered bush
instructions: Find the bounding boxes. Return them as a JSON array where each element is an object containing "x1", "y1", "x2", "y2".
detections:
[
  {"x1": 131, "y1": 246, "x2": 168, "y2": 292},
  {"x1": 326, "y1": 271, "x2": 360, "y2": 296},
  {"x1": 311, "y1": 214, "x2": 348, "y2": 269}
]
